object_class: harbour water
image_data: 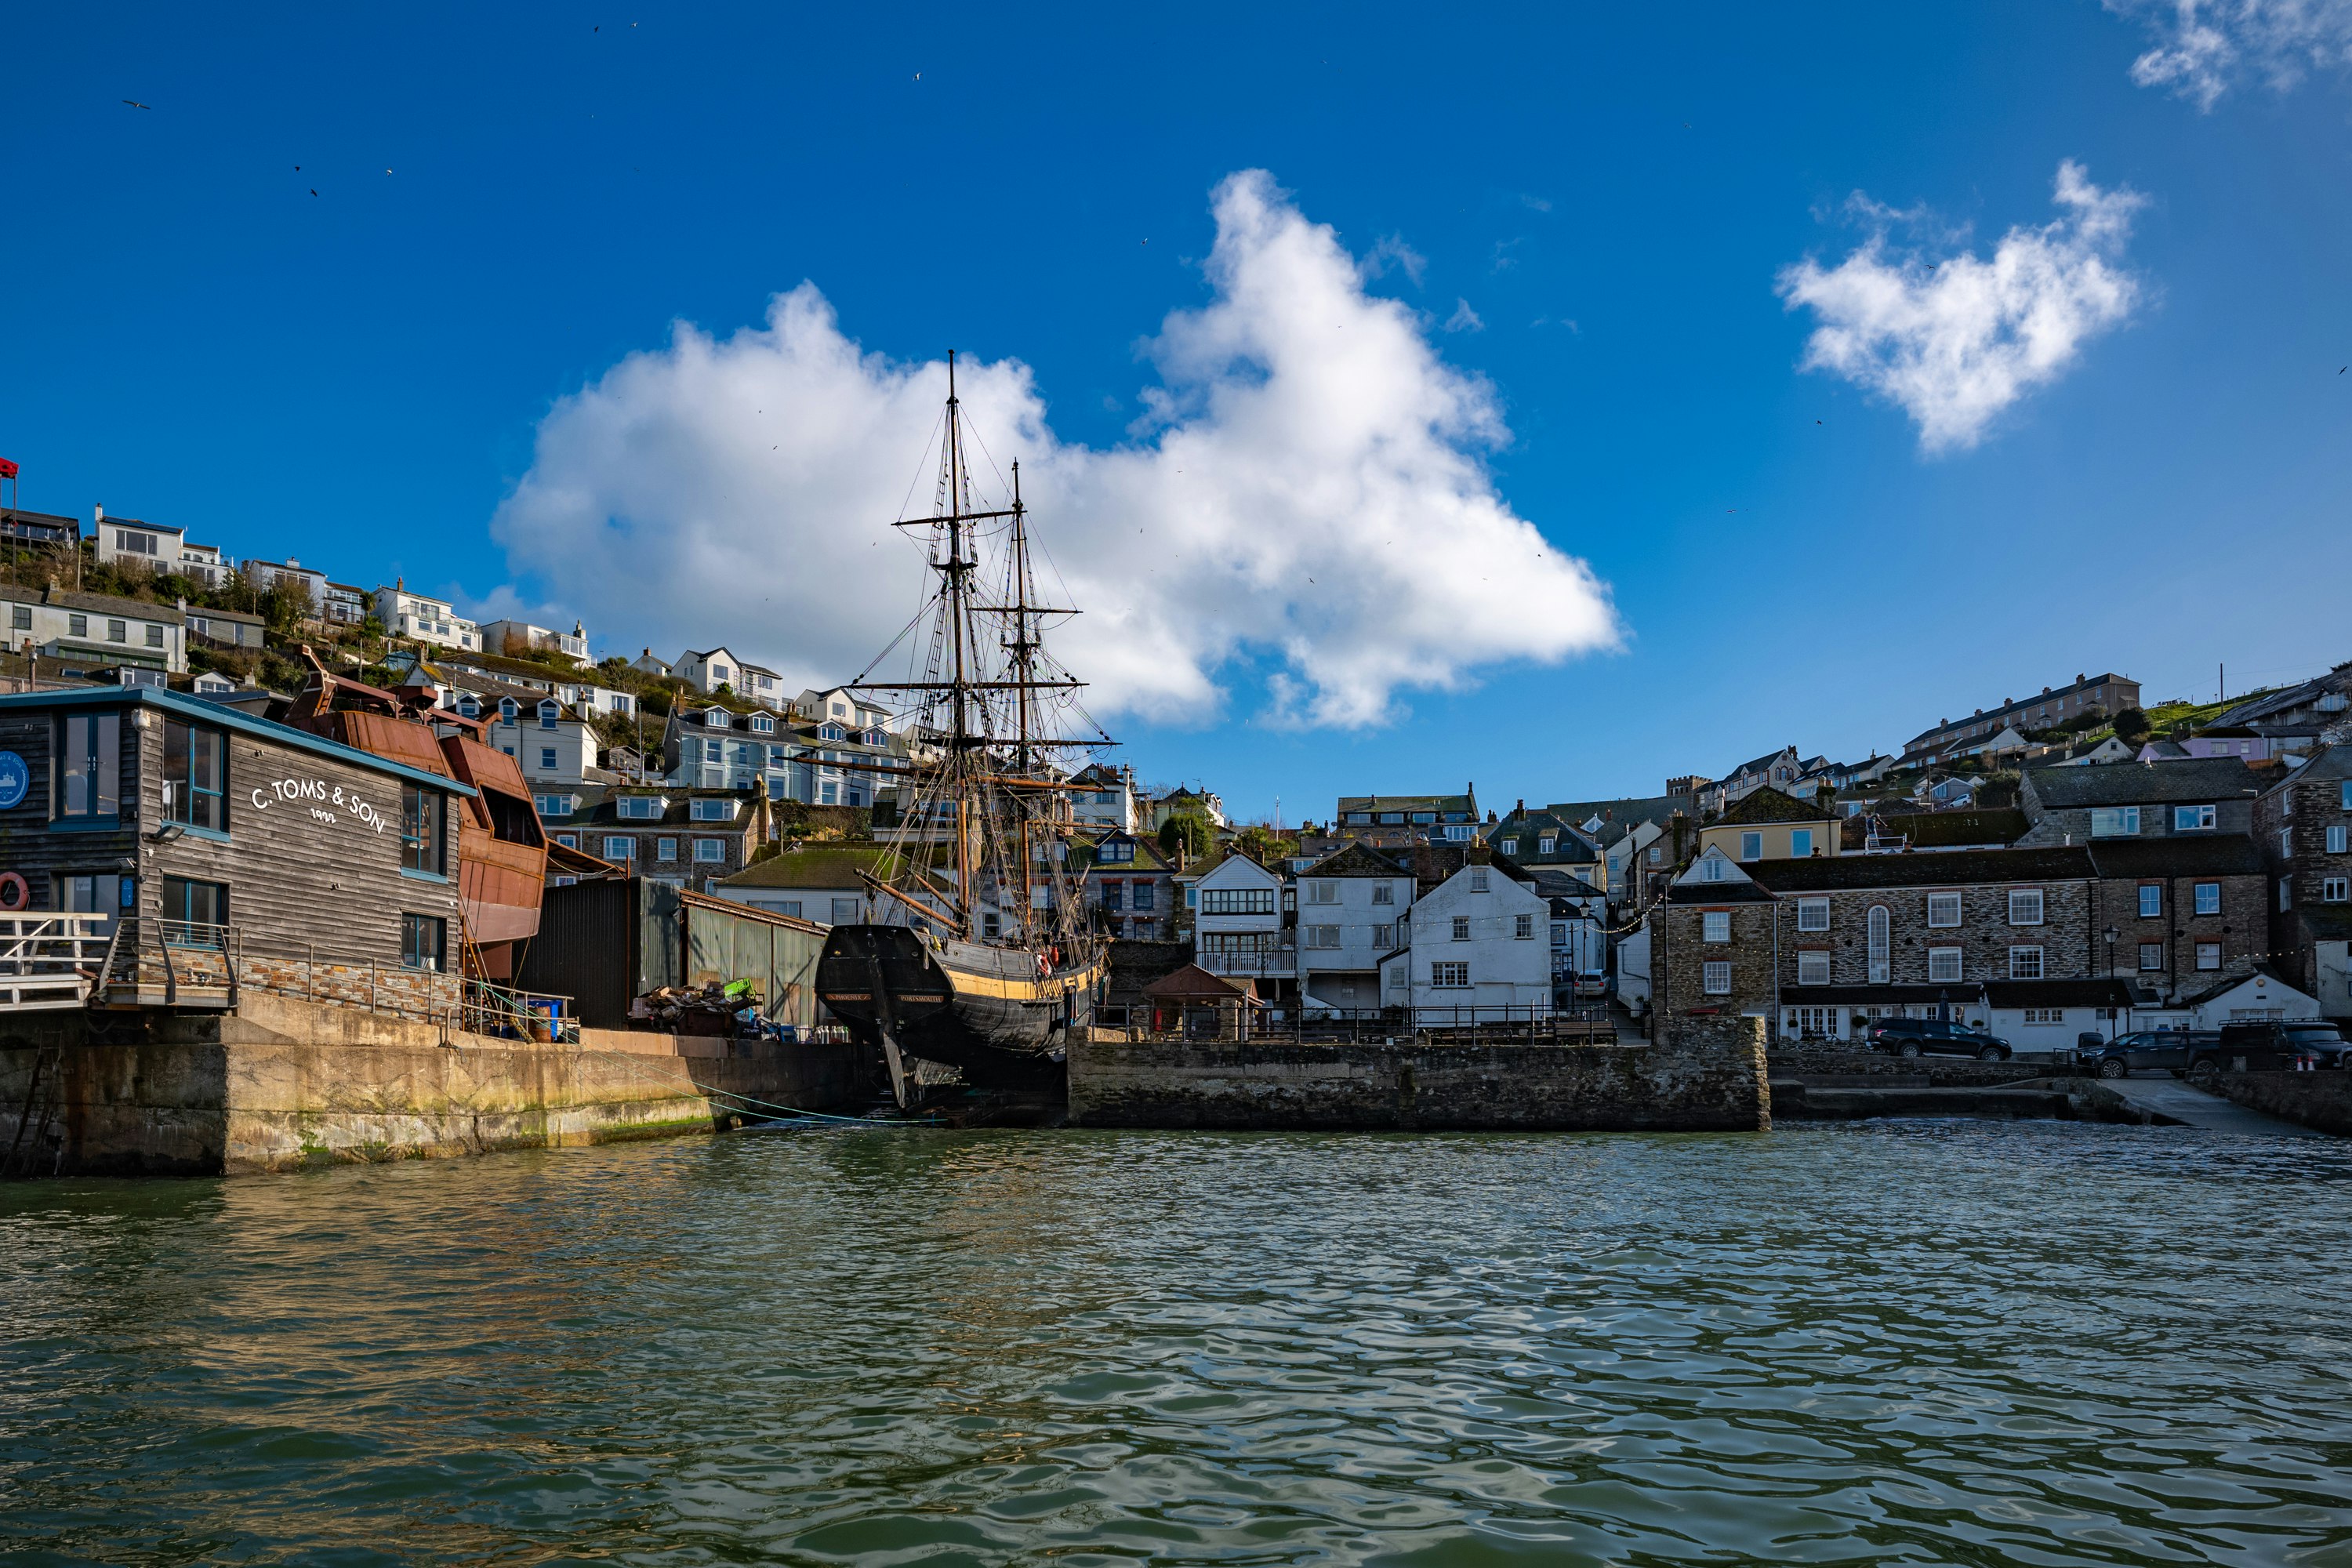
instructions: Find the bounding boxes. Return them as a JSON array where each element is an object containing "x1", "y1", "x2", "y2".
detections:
[{"x1": 4, "y1": 1123, "x2": 2350, "y2": 1566}]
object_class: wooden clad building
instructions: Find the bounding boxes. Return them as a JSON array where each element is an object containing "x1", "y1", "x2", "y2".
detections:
[{"x1": 0, "y1": 686, "x2": 474, "y2": 1000}]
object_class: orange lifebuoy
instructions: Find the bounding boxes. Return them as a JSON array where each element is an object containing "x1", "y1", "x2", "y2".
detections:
[
  {"x1": 1036, "y1": 952, "x2": 1051, "y2": 978},
  {"x1": 0, "y1": 873, "x2": 28, "y2": 911}
]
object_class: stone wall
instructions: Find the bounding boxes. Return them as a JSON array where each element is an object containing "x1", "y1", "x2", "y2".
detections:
[
  {"x1": 2209, "y1": 1069, "x2": 2352, "y2": 1138},
  {"x1": 2086, "y1": 866, "x2": 2268, "y2": 997},
  {"x1": 1067, "y1": 1024, "x2": 1769, "y2": 1133},
  {"x1": 0, "y1": 994, "x2": 871, "y2": 1178},
  {"x1": 1766, "y1": 1047, "x2": 2081, "y2": 1086}
]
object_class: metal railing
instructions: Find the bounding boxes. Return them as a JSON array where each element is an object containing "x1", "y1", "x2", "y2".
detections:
[
  {"x1": 1120, "y1": 1003, "x2": 1618, "y2": 1045},
  {"x1": 96, "y1": 917, "x2": 456, "y2": 1024},
  {"x1": 463, "y1": 978, "x2": 580, "y2": 1043},
  {"x1": 0, "y1": 915, "x2": 118, "y2": 1011},
  {"x1": 1196, "y1": 947, "x2": 1297, "y2": 978}
]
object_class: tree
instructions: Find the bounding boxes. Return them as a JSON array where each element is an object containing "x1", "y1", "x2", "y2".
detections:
[
  {"x1": 2112, "y1": 706, "x2": 2151, "y2": 746},
  {"x1": 1159, "y1": 812, "x2": 1212, "y2": 859}
]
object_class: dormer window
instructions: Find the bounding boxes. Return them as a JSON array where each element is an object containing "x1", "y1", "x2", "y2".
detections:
[
  {"x1": 617, "y1": 797, "x2": 662, "y2": 820},
  {"x1": 497, "y1": 698, "x2": 517, "y2": 724},
  {"x1": 690, "y1": 797, "x2": 735, "y2": 822},
  {"x1": 704, "y1": 709, "x2": 730, "y2": 728},
  {"x1": 457, "y1": 697, "x2": 481, "y2": 720},
  {"x1": 862, "y1": 728, "x2": 884, "y2": 746},
  {"x1": 750, "y1": 714, "x2": 774, "y2": 734},
  {"x1": 819, "y1": 724, "x2": 844, "y2": 742},
  {"x1": 537, "y1": 700, "x2": 560, "y2": 729}
]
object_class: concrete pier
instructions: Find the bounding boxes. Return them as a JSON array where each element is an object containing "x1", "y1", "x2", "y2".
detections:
[
  {"x1": 0, "y1": 994, "x2": 874, "y2": 1178},
  {"x1": 1067, "y1": 1018, "x2": 1770, "y2": 1132}
]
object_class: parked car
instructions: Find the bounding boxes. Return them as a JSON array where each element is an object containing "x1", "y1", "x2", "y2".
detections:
[
  {"x1": 2075, "y1": 1030, "x2": 2217, "y2": 1080},
  {"x1": 1862, "y1": 1018, "x2": 2013, "y2": 1061},
  {"x1": 2186, "y1": 1022, "x2": 2350, "y2": 1084}
]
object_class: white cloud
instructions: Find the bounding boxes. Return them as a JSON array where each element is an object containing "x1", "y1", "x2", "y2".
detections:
[
  {"x1": 490, "y1": 170, "x2": 1618, "y2": 730},
  {"x1": 1776, "y1": 162, "x2": 2147, "y2": 453},
  {"x1": 1360, "y1": 234, "x2": 1427, "y2": 285},
  {"x1": 1443, "y1": 298, "x2": 1485, "y2": 333},
  {"x1": 2108, "y1": 0, "x2": 2352, "y2": 107}
]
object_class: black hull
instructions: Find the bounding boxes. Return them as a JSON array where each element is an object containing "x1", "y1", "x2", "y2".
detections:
[{"x1": 817, "y1": 925, "x2": 1091, "y2": 1093}]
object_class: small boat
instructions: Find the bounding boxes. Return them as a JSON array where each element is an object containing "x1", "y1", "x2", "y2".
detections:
[{"x1": 813, "y1": 353, "x2": 1109, "y2": 1104}]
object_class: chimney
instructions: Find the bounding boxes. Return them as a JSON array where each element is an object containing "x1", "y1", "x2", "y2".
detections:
[
  {"x1": 94, "y1": 505, "x2": 103, "y2": 526},
  {"x1": 287, "y1": 558, "x2": 299, "y2": 568}
]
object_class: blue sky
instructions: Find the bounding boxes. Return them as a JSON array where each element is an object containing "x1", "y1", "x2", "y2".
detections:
[{"x1": 4, "y1": 3, "x2": 2349, "y2": 821}]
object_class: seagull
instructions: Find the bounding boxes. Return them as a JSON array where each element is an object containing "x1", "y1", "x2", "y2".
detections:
[
  {"x1": 310, "y1": 189, "x2": 318, "y2": 196},
  {"x1": 122, "y1": 100, "x2": 151, "y2": 109}
]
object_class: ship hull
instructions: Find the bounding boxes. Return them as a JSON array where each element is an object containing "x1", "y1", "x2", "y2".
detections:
[{"x1": 817, "y1": 924, "x2": 1098, "y2": 1093}]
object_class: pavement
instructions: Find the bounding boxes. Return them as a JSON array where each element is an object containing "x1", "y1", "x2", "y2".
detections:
[{"x1": 2093, "y1": 1073, "x2": 2327, "y2": 1138}]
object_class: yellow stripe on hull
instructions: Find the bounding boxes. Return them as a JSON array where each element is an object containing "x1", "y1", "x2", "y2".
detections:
[{"x1": 946, "y1": 960, "x2": 1105, "y2": 1004}]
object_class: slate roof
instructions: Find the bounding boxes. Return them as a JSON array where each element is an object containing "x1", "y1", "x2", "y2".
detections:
[
  {"x1": 1747, "y1": 846, "x2": 2097, "y2": 892},
  {"x1": 1982, "y1": 978, "x2": 2138, "y2": 1008},
  {"x1": 2274, "y1": 744, "x2": 2352, "y2": 789},
  {"x1": 1071, "y1": 832, "x2": 1175, "y2": 874},
  {"x1": 1337, "y1": 792, "x2": 1475, "y2": 817},
  {"x1": 1302, "y1": 840, "x2": 1409, "y2": 878},
  {"x1": 2084, "y1": 835, "x2": 2267, "y2": 879},
  {"x1": 717, "y1": 845, "x2": 902, "y2": 889},
  {"x1": 1664, "y1": 878, "x2": 1775, "y2": 904},
  {"x1": 0, "y1": 583, "x2": 186, "y2": 622},
  {"x1": 1874, "y1": 809, "x2": 2031, "y2": 848},
  {"x1": 1716, "y1": 786, "x2": 1829, "y2": 826},
  {"x1": 2174, "y1": 964, "x2": 2306, "y2": 1009},
  {"x1": 1526, "y1": 868, "x2": 1607, "y2": 901},
  {"x1": 2025, "y1": 757, "x2": 2259, "y2": 808},
  {"x1": 1541, "y1": 794, "x2": 1695, "y2": 841}
]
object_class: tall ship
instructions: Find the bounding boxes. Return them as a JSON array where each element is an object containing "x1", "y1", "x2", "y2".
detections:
[{"x1": 815, "y1": 353, "x2": 1110, "y2": 1105}]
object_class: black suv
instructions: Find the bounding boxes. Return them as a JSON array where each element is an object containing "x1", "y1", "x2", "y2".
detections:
[
  {"x1": 1862, "y1": 1018, "x2": 2013, "y2": 1061},
  {"x1": 2076, "y1": 1030, "x2": 2217, "y2": 1079},
  {"x1": 2186, "y1": 1022, "x2": 2350, "y2": 1084}
]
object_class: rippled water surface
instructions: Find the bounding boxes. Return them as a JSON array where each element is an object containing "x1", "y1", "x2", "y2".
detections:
[{"x1": 5, "y1": 1122, "x2": 2352, "y2": 1566}]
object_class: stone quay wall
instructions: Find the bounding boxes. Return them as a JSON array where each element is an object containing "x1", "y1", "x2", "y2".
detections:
[
  {"x1": 1766, "y1": 1048, "x2": 2085, "y2": 1087},
  {"x1": 2209, "y1": 1070, "x2": 2352, "y2": 1138},
  {"x1": 0, "y1": 993, "x2": 872, "y2": 1178},
  {"x1": 1068, "y1": 1018, "x2": 1769, "y2": 1133}
]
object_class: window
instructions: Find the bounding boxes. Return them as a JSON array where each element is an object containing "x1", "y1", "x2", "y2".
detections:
[
  {"x1": 694, "y1": 839, "x2": 726, "y2": 863},
  {"x1": 690, "y1": 798, "x2": 734, "y2": 822},
  {"x1": 399, "y1": 785, "x2": 441, "y2": 875},
  {"x1": 819, "y1": 724, "x2": 844, "y2": 742},
  {"x1": 1539, "y1": 834, "x2": 1557, "y2": 855},
  {"x1": 1550, "y1": 922, "x2": 1566, "y2": 946},
  {"x1": 498, "y1": 698, "x2": 518, "y2": 723},
  {"x1": 2329, "y1": 826, "x2": 2349, "y2": 855},
  {"x1": 2172, "y1": 804, "x2": 2216, "y2": 831},
  {"x1": 1702, "y1": 910, "x2": 1730, "y2": 944},
  {"x1": 1432, "y1": 961, "x2": 1471, "y2": 989},
  {"x1": 1132, "y1": 882, "x2": 1155, "y2": 911},
  {"x1": 1647, "y1": 847, "x2": 1662, "y2": 865},
  {"x1": 2127, "y1": 883, "x2": 2160, "y2": 920},
  {"x1": 1868, "y1": 906, "x2": 1891, "y2": 985},
  {"x1": 1790, "y1": 829, "x2": 1813, "y2": 858},
  {"x1": 2194, "y1": 881, "x2": 2220, "y2": 916},
  {"x1": 1797, "y1": 951, "x2": 1830, "y2": 985},
  {"x1": 2090, "y1": 807, "x2": 2140, "y2": 837},
  {"x1": 1201, "y1": 887, "x2": 1276, "y2": 916},
  {"x1": 1100, "y1": 881, "x2": 1125, "y2": 911},
  {"x1": 2009, "y1": 946, "x2": 2045, "y2": 980},
  {"x1": 2138, "y1": 942, "x2": 2164, "y2": 971},
  {"x1": 67, "y1": 613, "x2": 87, "y2": 638},
  {"x1": 1450, "y1": 915, "x2": 1471, "y2": 941},
  {"x1": 2342, "y1": 780, "x2": 2352, "y2": 810},
  {"x1": 58, "y1": 713, "x2": 121, "y2": 818},
  {"x1": 2009, "y1": 887, "x2": 2044, "y2": 926},
  {"x1": 1371, "y1": 881, "x2": 1395, "y2": 906},
  {"x1": 618, "y1": 797, "x2": 661, "y2": 819},
  {"x1": 2196, "y1": 941, "x2": 2222, "y2": 971},
  {"x1": 1514, "y1": 913, "x2": 1534, "y2": 939},
  {"x1": 706, "y1": 710, "x2": 731, "y2": 728},
  {"x1": 161, "y1": 876, "x2": 226, "y2": 940},
  {"x1": 103, "y1": 619, "x2": 126, "y2": 644},
  {"x1": 1928, "y1": 947, "x2": 1962, "y2": 983},
  {"x1": 117, "y1": 529, "x2": 157, "y2": 555},
  {"x1": 538, "y1": 701, "x2": 559, "y2": 729},
  {"x1": 57, "y1": 873, "x2": 127, "y2": 919},
  {"x1": 2281, "y1": 827, "x2": 2294, "y2": 858},
  {"x1": 1410, "y1": 811, "x2": 1434, "y2": 824},
  {"x1": 1374, "y1": 923, "x2": 1399, "y2": 948},
  {"x1": 1307, "y1": 880, "x2": 1337, "y2": 905},
  {"x1": 604, "y1": 837, "x2": 635, "y2": 861},
  {"x1": 1702, "y1": 960, "x2": 1732, "y2": 996},
  {"x1": 1701, "y1": 857, "x2": 1726, "y2": 882},
  {"x1": 829, "y1": 896, "x2": 861, "y2": 924},
  {"x1": 555, "y1": 833, "x2": 577, "y2": 849},
  {"x1": 1469, "y1": 868, "x2": 1490, "y2": 892},
  {"x1": 2281, "y1": 877, "x2": 2292, "y2": 911},
  {"x1": 144, "y1": 624, "x2": 164, "y2": 648},
  {"x1": 1797, "y1": 897, "x2": 1830, "y2": 933},
  {"x1": 1739, "y1": 831, "x2": 1762, "y2": 862},
  {"x1": 2325, "y1": 877, "x2": 2352, "y2": 904},
  {"x1": 751, "y1": 714, "x2": 774, "y2": 734},
  {"x1": 8, "y1": 607, "x2": 25, "y2": 630},
  {"x1": 537, "y1": 747, "x2": 557, "y2": 772},
  {"x1": 1927, "y1": 891, "x2": 1962, "y2": 927},
  {"x1": 655, "y1": 837, "x2": 677, "y2": 862},
  {"x1": 1305, "y1": 924, "x2": 1339, "y2": 949},
  {"x1": 400, "y1": 913, "x2": 445, "y2": 971},
  {"x1": 2023, "y1": 1008, "x2": 2066, "y2": 1025},
  {"x1": 711, "y1": 666, "x2": 730, "y2": 684},
  {"x1": 153, "y1": 717, "x2": 226, "y2": 833}
]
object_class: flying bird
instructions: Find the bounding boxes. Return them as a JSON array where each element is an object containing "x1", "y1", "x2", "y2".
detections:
[
  {"x1": 122, "y1": 100, "x2": 151, "y2": 109},
  {"x1": 310, "y1": 189, "x2": 318, "y2": 196}
]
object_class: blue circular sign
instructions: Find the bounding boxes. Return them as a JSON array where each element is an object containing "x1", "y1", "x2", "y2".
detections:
[{"x1": 0, "y1": 753, "x2": 25, "y2": 811}]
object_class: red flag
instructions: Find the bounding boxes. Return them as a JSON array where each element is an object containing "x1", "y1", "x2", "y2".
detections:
[{"x1": 0, "y1": 459, "x2": 17, "y2": 480}]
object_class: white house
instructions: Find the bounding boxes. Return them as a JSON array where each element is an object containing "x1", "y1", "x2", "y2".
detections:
[
  {"x1": 481, "y1": 618, "x2": 590, "y2": 662},
  {"x1": 1149, "y1": 785, "x2": 1229, "y2": 831},
  {"x1": 1296, "y1": 842, "x2": 1414, "y2": 1015},
  {"x1": 736, "y1": 660, "x2": 786, "y2": 710},
  {"x1": 676, "y1": 648, "x2": 761, "y2": 699},
  {"x1": 1617, "y1": 923, "x2": 1653, "y2": 1016},
  {"x1": 2182, "y1": 968, "x2": 2321, "y2": 1029},
  {"x1": 244, "y1": 558, "x2": 328, "y2": 612},
  {"x1": 1070, "y1": 762, "x2": 1140, "y2": 835},
  {"x1": 457, "y1": 686, "x2": 597, "y2": 787},
  {"x1": 1188, "y1": 853, "x2": 1291, "y2": 994},
  {"x1": 1381, "y1": 860, "x2": 1552, "y2": 1023},
  {"x1": 375, "y1": 584, "x2": 481, "y2": 652},
  {"x1": 795, "y1": 685, "x2": 894, "y2": 732},
  {"x1": 91, "y1": 508, "x2": 227, "y2": 586},
  {"x1": 0, "y1": 583, "x2": 188, "y2": 673}
]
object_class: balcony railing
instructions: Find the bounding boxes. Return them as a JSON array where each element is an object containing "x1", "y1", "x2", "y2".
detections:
[
  {"x1": 0, "y1": 915, "x2": 118, "y2": 1011},
  {"x1": 1197, "y1": 946, "x2": 1297, "y2": 977}
]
